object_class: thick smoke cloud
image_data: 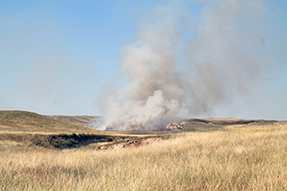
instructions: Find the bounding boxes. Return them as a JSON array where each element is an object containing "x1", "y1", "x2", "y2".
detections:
[
  {"x1": 186, "y1": 0, "x2": 272, "y2": 115},
  {"x1": 95, "y1": 0, "x2": 285, "y2": 130}
]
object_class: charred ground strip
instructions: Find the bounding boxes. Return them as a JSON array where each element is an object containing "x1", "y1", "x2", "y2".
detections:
[
  {"x1": 48, "y1": 134, "x2": 118, "y2": 149},
  {"x1": 0, "y1": 133, "x2": 167, "y2": 150},
  {"x1": 0, "y1": 133, "x2": 161, "y2": 150}
]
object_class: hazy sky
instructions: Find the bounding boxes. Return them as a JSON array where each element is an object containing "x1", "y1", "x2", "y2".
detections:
[{"x1": 1, "y1": 0, "x2": 287, "y2": 120}]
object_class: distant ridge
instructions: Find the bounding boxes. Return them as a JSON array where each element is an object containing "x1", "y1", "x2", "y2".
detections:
[{"x1": 0, "y1": 110, "x2": 102, "y2": 134}]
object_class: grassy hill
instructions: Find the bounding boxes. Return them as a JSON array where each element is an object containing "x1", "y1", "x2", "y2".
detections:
[
  {"x1": 0, "y1": 110, "x2": 101, "y2": 134},
  {"x1": 48, "y1": 115, "x2": 100, "y2": 126},
  {"x1": 1, "y1": 110, "x2": 283, "y2": 134}
]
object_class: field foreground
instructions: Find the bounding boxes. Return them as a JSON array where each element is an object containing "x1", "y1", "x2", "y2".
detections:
[{"x1": 1, "y1": 121, "x2": 287, "y2": 190}]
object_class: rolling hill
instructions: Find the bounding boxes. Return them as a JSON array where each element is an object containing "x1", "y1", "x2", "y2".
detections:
[{"x1": 0, "y1": 110, "x2": 101, "y2": 134}]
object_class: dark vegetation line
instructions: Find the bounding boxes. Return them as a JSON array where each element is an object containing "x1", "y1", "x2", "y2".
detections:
[{"x1": 0, "y1": 133, "x2": 165, "y2": 150}]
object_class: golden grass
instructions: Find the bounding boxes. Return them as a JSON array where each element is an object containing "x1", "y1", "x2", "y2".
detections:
[{"x1": 1, "y1": 123, "x2": 287, "y2": 190}]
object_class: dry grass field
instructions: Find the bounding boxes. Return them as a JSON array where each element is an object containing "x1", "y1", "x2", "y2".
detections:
[{"x1": 1, "y1": 113, "x2": 287, "y2": 190}]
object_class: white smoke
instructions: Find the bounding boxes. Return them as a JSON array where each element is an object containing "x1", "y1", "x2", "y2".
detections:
[{"x1": 94, "y1": 0, "x2": 285, "y2": 130}]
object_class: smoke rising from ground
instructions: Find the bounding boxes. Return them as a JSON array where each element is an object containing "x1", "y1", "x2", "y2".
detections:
[{"x1": 95, "y1": 0, "x2": 285, "y2": 130}]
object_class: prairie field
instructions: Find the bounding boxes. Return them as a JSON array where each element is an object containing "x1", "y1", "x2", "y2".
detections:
[{"x1": 1, "y1": 121, "x2": 287, "y2": 190}]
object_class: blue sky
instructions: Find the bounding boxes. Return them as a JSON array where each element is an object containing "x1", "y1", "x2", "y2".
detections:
[
  {"x1": 1, "y1": 0, "x2": 287, "y2": 120},
  {"x1": 0, "y1": 0, "x2": 147, "y2": 115}
]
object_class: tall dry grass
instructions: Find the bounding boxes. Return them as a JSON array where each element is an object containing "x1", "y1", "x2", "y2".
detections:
[{"x1": 0, "y1": 123, "x2": 287, "y2": 190}]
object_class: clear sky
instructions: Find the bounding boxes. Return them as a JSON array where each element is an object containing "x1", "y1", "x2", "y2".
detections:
[{"x1": 1, "y1": 0, "x2": 287, "y2": 120}]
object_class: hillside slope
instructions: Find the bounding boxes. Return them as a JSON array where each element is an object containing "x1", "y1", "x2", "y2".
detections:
[
  {"x1": 48, "y1": 115, "x2": 100, "y2": 126},
  {"x1": 0, "y1": 110, "x2": 102, "y2": 134}
]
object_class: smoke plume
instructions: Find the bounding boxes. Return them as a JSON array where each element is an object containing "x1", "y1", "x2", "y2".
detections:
[{"x1": 95, "y1": 0, "x2": 284, "y2": 130}]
